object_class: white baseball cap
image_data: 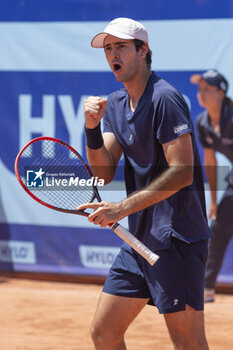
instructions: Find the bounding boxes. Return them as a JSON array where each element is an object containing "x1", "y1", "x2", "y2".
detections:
[{"x1": 91, "y1": 17, "x2": 149, "y2": 48}]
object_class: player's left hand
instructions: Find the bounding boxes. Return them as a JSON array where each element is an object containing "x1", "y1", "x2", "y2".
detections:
[{"x1": 77, "y1": 201, "x2": 124, "y2": 228}]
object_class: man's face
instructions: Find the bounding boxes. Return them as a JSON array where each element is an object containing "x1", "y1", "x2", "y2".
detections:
[
  {"x1": 103, "y1": 35, "x2": 145, "y2": 82},
  {"x1": 197, "y1": 79, "x2": 224, "y2": 109}
]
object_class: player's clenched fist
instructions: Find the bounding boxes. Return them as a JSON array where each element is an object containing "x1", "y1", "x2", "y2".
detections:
[{"x1": 84, "y1": 96, "x2": 107, "y2": 129}]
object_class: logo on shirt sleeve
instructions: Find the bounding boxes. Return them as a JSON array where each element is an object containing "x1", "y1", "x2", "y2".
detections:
[{"x1": 173, "y1": 123, "x2": 188, "y2": 134}]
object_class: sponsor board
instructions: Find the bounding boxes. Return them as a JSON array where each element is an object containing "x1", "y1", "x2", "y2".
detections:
[
  {"x1": 0, "y1": 240, "x2": 36, "y2": 264},
  {"x1": 79, "y1": 245, "x2": 120, "y2": 269}
]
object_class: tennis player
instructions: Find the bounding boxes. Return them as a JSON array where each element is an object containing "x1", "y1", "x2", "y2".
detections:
[
  {"x1": 191, "y1": 70, "x2": 233, "y2": 303},
  {"x1": 79, "y1": 18, "x2": 212, "y2": 350}
]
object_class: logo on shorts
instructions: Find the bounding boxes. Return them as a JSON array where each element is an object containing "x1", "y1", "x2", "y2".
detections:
[
  {"x1": 26, "y1": 168, "x2": 45, "y2": 187},
  {"x1": 173, "y1": 299, "x2": 179, "y2": 306}
]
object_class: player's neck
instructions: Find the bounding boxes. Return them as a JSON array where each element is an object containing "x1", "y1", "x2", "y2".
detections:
[{"x1": 125, "y1": 69, "x2": 151, "y2": 112}]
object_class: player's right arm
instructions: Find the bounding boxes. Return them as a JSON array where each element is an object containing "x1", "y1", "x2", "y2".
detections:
[
  {"x1": 84, "y1": 96, "x2": 122, "y2": 184},
  {"x1": 203, "y1": 147, "x2": 218, "y2": 219}
]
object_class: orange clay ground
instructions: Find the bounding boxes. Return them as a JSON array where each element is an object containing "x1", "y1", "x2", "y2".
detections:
[{"x1": 0, "y1": 277, "x2": 232, "y2": 350}]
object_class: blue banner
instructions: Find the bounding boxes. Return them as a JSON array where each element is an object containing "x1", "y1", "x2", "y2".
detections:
[{"x1": 0, "y1": 0, "x2": 233, "y2": 21}]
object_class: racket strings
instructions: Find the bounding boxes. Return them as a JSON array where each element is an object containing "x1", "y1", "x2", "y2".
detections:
[{"x1": 17, "y1": 139, "x2": 95, "y2": 210}]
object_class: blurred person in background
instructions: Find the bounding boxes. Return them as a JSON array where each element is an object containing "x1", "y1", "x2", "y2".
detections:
[{"x1": 191, "y1": 70, "x2": 233, "y2": 302}]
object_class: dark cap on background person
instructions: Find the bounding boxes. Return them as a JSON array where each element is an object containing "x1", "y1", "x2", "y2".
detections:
[
  {"x1": 91, "y1": 17, "x2": 149, "y2": 48},
  {"x1": 190, "y1": 70, "x2": 228, "y2": 93}
]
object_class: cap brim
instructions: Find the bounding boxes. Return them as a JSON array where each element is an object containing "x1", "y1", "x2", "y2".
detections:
[
  {"x1": 91, "y1": 30, "x2": 137, "y2": 48},
  {"x1": 190, "y1": 74, "x2": 202, "y2": 84},
  {"x1": 91, "y1": 33, "x2": 109, "y2": 48}
]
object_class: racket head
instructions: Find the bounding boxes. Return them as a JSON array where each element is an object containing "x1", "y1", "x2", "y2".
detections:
[{"x1": 15, "y1": 136, "x2": 102, "y2": 215}]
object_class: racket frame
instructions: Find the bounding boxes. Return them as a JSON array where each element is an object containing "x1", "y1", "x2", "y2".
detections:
[
  {"x1": 15, "y1": 136, "x2": 98, "y2": 216},
  {"x1": 15, "y1": 136, "x2": 160, "y2": 266}
]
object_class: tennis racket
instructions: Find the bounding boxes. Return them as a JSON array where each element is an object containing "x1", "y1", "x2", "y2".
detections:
[{"x1": 15, "y1": 136, "x2": 159, "y2": 266}]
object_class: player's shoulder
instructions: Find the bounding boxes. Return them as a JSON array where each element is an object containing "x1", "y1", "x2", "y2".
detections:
[
  {"x1": 150, "y1": 73, "x2": 184, "y2": 102},
  {"x1": 107, "y1": 88, "x2": 127, "y2": 104},
  {"x1": 149, "y1": 73, "x2": 191, "y2": 117}
]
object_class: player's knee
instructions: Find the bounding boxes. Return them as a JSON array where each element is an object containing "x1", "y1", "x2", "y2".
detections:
[
  {"x1": 169, "y1": 331, "x2": 187, "y2": 350},
  {"x1": 90, "y1": 322, "x2": 121, "y2": 347},
  {"x1": 90, "y1": 322, "x2": 104, "y2": 346},
  {"x1": 90, "y1": 322, "x2": 102, "y2": 343},
  {"x1": 171, "y1": 333, "x2": 208, "y2": 350}
]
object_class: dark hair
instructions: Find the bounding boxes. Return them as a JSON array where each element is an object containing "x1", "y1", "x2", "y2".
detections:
[
  {"x1": 224, "y1": 96, "x2": 233, "y2": 108},
  {"x1": 134, "y1": 39, "x2": 152, "y2": 69}
]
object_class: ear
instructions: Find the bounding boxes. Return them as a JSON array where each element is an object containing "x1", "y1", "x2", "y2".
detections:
[{"x1": 139, "y1": 42, "x2": 149, "y2": 58}]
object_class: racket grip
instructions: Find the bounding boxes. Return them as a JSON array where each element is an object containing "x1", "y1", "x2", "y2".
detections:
[{"x1": 110, "y1": 223, "x2": 159, "y2": 266}]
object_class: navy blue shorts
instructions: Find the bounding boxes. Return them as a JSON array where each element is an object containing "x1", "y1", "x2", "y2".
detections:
[{"x1": 103, "y1": 238, "x2": 209, "y2": 314}]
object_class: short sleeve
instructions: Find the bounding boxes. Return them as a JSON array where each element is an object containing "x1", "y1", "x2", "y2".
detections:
[
  {"x1": 103, "y1": 106, "x2": 113, "y2": 133},
  {"x1": 195, "y1": 114, "x2": 212, "y2": 149},
  {"x1": 155, "y1": 90, "x2": 193, "y2": 144}
]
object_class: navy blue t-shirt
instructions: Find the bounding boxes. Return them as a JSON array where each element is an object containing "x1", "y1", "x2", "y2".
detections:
[
  {"x1": 196, "y1": 102, "x2": 233, "y2": 164},
  {"x1": 196, "y1": 102, "x2": 233, "y2": 186},
  {"x1": 103, "y1": 72, "x2": 212, "y2": 251}
]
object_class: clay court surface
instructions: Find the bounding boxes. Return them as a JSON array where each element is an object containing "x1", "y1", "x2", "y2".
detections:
[{"x1": 0, "y1": 277, "x2": 232, "y2": 350}]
